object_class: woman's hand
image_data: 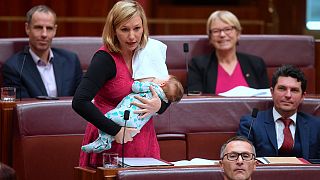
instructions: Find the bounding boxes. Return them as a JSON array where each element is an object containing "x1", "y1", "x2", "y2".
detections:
[
  {"x1": 114, "y1": 127, "x2": 140, "y2": 144},
  {"x1": 131, "y1": 86, "x2": 161, "y2": 119}
]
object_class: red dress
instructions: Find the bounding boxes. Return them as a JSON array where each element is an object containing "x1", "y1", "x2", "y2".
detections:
[{"x1": 79, "y1": 47, "x2": 160, "y2": 168}]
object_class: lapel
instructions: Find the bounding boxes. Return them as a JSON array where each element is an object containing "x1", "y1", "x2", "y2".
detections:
[
  {"x1": 24, "y1": 56, "x2": 47, "y2": 95},
  {"x1": 263, "y1": 109, "x2": 278, "y2": 154},
  {"x1": 206, "y1": 52, "x2": 218, "y2": 93},
  {"x1": 237, "y1": 53, "x2": 254, "y2": 87},
  {"x1": 52, "y1": 52, "x2": 65, "y2": 96},
  {"x1": 296, "y1": 113, "x2": 309, "y2": 158}
]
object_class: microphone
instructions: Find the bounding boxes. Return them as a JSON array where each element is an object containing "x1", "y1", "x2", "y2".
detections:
[
  {"x1": 19, "y1": 46, "x2": 29, "y2": 101},
  {"x1": 247, "y1": 108, "x2": 258, "y2": 139},
  {"x1": 122, "y1": 110, "x2": 130, "y2": 167},
  {"x1": 124, "y1": 110, "x2": 130, "y2": 120},
  {"x1": 183, "y1": 43, "x2": 189, "y2": 95},
  {"x1": 183, "y1": 43, "x2": 189, "y2": 53}
]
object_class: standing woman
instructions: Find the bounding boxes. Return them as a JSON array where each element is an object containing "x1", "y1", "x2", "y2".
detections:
[
  {"x1": 188, "y1": 10, "x2": 269, "y2": 94},
  {"x1": 72, "y1": 0, "x2": 168, "y2": 168}
]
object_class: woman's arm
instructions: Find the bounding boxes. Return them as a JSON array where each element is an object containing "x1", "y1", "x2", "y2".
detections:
[{"x1": 72, "y1": 50, "x2": 121, "y2": 136}]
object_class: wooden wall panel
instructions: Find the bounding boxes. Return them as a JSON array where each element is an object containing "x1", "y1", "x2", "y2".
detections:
[
  {"x1": 0, "y1": 0, "x2": 308, "y2": 37},
  {"x1": 150, "y1": 4, "x2": 266, "y2": 35},
  {"x1": 0, "y1": 102, "x2": 16, "y2": 165},
  {"x1": 275, "y1": 0, "x2": 306, "y2": 34}
]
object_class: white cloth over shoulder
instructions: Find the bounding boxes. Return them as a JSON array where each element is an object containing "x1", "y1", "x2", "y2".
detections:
[{"x1": 132, "y1": 38, "x2": 169, "y2": 80}]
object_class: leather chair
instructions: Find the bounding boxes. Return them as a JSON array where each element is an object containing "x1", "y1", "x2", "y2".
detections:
[
  {"x1": 116, "y1": 165, "x2": 320, "y2": 180},
  {"x1": 12, "y1": 99, "x2": 86, "y2": 180},
  {"x1": 0, "y1": 35, "x2": 316, "y2": 92}
]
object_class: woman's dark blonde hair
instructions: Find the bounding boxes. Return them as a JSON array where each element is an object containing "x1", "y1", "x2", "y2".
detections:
[{"x1": 102, "y1": 0, "x2": 149, "y2": 53}]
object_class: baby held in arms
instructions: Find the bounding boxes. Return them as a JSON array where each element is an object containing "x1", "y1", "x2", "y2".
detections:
[{"x1": 81, "y1": 75, "x2": 184, "y2": 153}]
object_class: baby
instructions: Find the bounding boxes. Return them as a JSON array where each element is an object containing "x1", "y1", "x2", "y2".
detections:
[{"x1": 81, "y1": 75, "x2": 184, "y2": 153}]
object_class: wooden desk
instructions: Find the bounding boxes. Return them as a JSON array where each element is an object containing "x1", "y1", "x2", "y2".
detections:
[
  {"x1": 74, "y1": 165, "x2": 219, "y2": 180},
  {"x1": 0, "y1": 101, "x2": 16, "y2": 165},
  {"x1": 75, "y1": 164, "x2": 320, "y2": 180}
]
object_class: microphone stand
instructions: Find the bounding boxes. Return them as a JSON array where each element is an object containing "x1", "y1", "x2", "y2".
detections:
[
  {"x1": 183, "y1": 43, "x2": 189, "y2": 95},
  {"x1": 122, "y1": 110, "x2": 130, "y2": 167},
  {"x1": 19, "y1": 46, "x2": 28, "y2": 101},
  {"x1": 248, "y1": 108, "x2": 258, "y2": 139}
]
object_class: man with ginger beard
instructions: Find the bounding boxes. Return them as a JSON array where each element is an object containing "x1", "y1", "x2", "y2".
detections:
[{"x1": 219, "y1": 136, "x2": 257, "y2": 180}]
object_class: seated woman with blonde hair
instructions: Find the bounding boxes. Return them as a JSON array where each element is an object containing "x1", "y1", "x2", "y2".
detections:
[{"x1": 188, "y1": 10, "x2": 269, "y2": 95}]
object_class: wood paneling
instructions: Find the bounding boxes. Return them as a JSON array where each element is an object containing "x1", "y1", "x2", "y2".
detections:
[
  {"x1": 0, "y1": 0, "x2": 308, "y2": 37},
  {"x1": 0, "y1": 101, "x2": 15, "y2": 165},
  {"x1": 276, "y1": 0, "x2": 306, "y2": 34}
]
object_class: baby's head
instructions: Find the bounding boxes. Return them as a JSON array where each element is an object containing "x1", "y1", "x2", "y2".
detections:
[{"x1": 159, "y1": 75, "x2": 184, "y2": 102}]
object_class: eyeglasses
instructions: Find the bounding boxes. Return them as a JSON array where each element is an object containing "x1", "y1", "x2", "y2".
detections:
[
  {"x1": 222, "y1": 152, "x2": 255, "y2": 161},
  {"x1": 210, "y1": 26, "x2": 235, "y2": 36}
]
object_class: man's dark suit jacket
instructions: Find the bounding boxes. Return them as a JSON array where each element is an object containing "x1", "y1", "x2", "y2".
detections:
[
  {"x1": 188, "y1": 52, "x2": 269, "y2": 94},
  {"x1": 2, "y1": 47, "x2": 83, "y2": 98},
  {"x1": 237, "y1": 109, "x2": 320, "y2": 160}
]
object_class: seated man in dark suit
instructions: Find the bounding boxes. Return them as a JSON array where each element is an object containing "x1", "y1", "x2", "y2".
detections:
[
  {"x1": 238, "y1": 65, "x2": 320, "y2": 161},
  {"x1": 2, "y1": 5, "x2": 82, "y2": 98}
]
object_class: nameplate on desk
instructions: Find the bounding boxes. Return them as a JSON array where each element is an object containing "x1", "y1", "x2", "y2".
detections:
[
  {"x1": 256, "y1": 157, "x2": 310, "y2": 164},
  {"x1": 118, "y1": 157, "x2": 173, "y2": 167}
]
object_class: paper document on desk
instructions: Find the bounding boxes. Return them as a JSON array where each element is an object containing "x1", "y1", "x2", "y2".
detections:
[
  {"x1": 118, "y1": 157, "x2": 172, "y2": 167},
  {"x1": 172, "y1": 158, "x2": 219, "y2": 166},
  {"x1": 256, "y1": 157, "x2": 309, "y2": 164},
  {"x1": 218, "y1": 86, "x2": 271, "y2": 97}
]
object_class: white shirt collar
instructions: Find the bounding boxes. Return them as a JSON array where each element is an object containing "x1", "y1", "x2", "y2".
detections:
[
  {"x1": 29, "y1": 48, "x2": 54, "y2": 65},
  {"x1": 272, "y1": 107, "x2": 297, "y2": 124}
]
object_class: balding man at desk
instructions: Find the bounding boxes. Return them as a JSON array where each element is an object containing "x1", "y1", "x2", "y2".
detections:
[
  {"x1": 219, "y1": 136, "x2": 257, "y2": 180},
  {"x1": 238, "y1": 65, "x2": 320, "y2": 161}
]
